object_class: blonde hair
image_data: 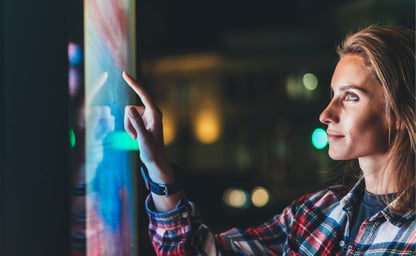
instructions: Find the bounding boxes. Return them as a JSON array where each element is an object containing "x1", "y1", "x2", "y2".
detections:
[{"x1": 337, "y1": 25, "x2": 415, "y2": 213}]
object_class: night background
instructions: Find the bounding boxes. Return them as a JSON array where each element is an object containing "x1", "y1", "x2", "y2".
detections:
[
  {"x1": 136, "y1": 1, "x2": 414, "y2": 254},
  {"x1": 1, "y1": 0, "x2": 414, "y2": 255}
]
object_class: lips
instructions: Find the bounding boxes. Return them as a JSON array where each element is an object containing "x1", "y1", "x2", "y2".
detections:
[{"x1": 326, "y1": 130, "x2": 344, "y2": 141}]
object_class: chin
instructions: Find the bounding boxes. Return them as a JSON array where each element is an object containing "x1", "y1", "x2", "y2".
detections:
[
  {"x1": 329, "y1": 155, "x2": 345, "y2": 161},
  {"x1": 328, "y1": 150, "x2": 352, "y2": 161}
]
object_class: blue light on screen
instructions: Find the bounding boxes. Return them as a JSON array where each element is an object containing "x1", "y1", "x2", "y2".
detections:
[{"x1": 67, "y1": 0, "x2": 139, "y2": 255}]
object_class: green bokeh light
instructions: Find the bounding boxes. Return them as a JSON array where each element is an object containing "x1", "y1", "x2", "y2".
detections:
[
  {"x1": 302, "y1": 73, "x2": 318, "y2": 91},
  {"x1": 311, "y1": 128, "x2": 328, "y2": 150},
  {"x1": 106, "y1": 131, "x2": 139, "y2": 151},
  {"x1": 69, "y1": 128, "x2": 76, "y2": 148}
]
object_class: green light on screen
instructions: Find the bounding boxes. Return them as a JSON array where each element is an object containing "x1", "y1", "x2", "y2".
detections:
[
  {"x1": 311, "y1": 128, "x2": 328, "y2": 150},
  {"x1": 106, "y1": 131, "x2": 139, "y2": 151},
  {"x1": 69, "y1": 128, "x2": 76, "y2": 148}
]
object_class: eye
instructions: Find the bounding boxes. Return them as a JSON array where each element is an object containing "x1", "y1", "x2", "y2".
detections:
[{"x1": 344, "y1": 92, "x2": 359, "y2": 102}]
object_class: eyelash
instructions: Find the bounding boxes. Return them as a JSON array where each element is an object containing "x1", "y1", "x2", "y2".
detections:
[{"x1": 344, "y1": 92, "x2": 359, "y2": 101}]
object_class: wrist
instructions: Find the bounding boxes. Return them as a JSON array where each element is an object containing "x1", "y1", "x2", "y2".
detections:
[
  {"x1": 140, "y1": 163, "x2": 184, "y2": 197},
  {"x1": 145, "y1": 161, "x2": 174, "y2": 183}
]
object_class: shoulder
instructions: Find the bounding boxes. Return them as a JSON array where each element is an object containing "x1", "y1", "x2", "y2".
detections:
[
  {"x1": 290, "y1": 184, "x2": 349, "y2": 212},
  {"x1": 297, "y1": 184, "x2": 348, "y2": 204}
]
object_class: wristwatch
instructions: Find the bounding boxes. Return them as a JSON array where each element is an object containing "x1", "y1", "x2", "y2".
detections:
[{"x1": 140, "y1": 163, "x2": 184, "y2": 197}]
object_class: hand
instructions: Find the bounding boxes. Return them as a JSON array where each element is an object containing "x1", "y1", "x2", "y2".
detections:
[
  {"x1": 122, "y1": 72, "x2": 172, "y2": 182},
  {"x1": 123, "y1": 72, "x2": 181, "y2": 211}
]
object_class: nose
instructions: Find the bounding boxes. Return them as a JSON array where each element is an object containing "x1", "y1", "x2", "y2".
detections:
[{"x1": 319, "y1": 99, "x2": 338, "y2": 125}]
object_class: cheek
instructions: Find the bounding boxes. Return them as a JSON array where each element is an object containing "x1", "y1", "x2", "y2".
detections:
[{"x1": 350, "y1": 112, "x2": 390, "y2": 150}]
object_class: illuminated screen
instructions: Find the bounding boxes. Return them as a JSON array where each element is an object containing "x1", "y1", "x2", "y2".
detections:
[{"x1": 68, "y1": 0, "x2": 138, "y2": 255}]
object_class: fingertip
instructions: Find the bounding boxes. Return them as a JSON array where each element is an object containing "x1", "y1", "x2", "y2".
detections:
[
  {"x1": 122, "y1": 71, "x2": 132, "y2": 81},
  {"x1": 126, "y1": 106, "x2": 136, "y2": 117},
  {"x1": 122, "y1": 72, "x2": 138, "y2": 90},
  {"x1": 121, "y1": 71, "x2": 128, "y2": 81},
  {"x1": 124, "y1": 105, "x2": 135, "y2": 123},
  {"x1": 124, "y1": 113, "x2": 137, "y2": 139}
]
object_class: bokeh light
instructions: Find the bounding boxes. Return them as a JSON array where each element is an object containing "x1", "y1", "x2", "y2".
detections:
[
  {"x1": 69, "y1": 128, "x2": 76, "y2": 148},
  {"x1": 68, "y1": 42, "x2": 82, "y2": 66},
  {"x1": 251, "y1": 186, "x2": 270, "y2": 208},
  {"x1": 311, "y1": 128, "x2": 328, "y2": 150},
  {"x1": 194, "y1": 109, "x2": 221, "y2": 144},
  {"x1": 302, "y1": 73, "x2": 318, "y2": 91},
  {"x1": 162, "y1": 111, "x2": 176, "y2": 145},
  {"x1": 223, "y1": 188, "x2": 250, "y2": 209}
]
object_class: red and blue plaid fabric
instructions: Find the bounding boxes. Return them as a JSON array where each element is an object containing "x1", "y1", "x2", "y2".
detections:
[{"x1": 146, "y1": 178, "x2": 415, "y2": 255}]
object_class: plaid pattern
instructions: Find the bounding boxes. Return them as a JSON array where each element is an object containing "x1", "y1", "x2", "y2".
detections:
[{"x1": 146, "y1": 178, "x2": 416, "y2": 255}]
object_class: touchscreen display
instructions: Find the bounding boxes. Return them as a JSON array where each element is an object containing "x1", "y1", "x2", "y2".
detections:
[{"x1": 68, "y1": 0, "x2": 138, "y2": 255}]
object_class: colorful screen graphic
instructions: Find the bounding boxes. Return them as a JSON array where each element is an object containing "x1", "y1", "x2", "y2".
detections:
[{"x1": 68, "y1": 0, "x2": 137, "y2": 255}]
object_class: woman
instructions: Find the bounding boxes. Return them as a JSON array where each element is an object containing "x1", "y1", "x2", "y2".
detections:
[{"x1": 123, "y1": 25, "x2": 415, "y2": 255}]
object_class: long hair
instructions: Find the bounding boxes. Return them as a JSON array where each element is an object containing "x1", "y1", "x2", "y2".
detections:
[{"x1": 337, "y1": 25, "x2": 415, "y2": 213}]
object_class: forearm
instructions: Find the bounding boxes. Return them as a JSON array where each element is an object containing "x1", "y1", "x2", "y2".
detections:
[{"x1": 143, "y1": 161, "x2": 182, "y2": 212}]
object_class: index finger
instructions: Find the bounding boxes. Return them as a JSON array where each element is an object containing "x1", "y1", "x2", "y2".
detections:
[{"x1": 122, "y1": 71, "x2": 156, "y2": 109}]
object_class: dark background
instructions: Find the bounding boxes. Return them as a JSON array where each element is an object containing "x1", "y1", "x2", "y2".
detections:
[
  {"x1": 2, "y1": 0, "x2": 70, "y2": 255},
  {"x1": 136, "y1": 1, "x2": 414, "y2": 254},
  {"x1": 1, "y1": 0, "x2": 414, "y2": 255}
]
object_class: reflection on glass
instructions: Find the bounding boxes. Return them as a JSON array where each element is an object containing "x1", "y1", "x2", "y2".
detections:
[{"x1": 69, "y1": 0, "x2": 137, "y2": 255}]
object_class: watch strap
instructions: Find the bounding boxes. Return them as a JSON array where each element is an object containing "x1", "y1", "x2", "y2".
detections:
[{"x1": 140, "y1": 164, "x2": 183, "y2": 197}]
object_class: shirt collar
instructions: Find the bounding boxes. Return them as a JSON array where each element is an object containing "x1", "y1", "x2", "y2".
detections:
[
  {"x1": 340, "y1": 176, "x2": 365, "y2": 211},
  {"x1": 340, "y1": 177, "x2": 415, "y2": 227}
]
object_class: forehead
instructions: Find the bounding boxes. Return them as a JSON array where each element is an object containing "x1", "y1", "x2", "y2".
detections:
[{"x1": 331, "y1": 54, "x2": 379, "y2": 91}]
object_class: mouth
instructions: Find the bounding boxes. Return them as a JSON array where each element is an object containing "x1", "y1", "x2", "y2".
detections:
[{"x1": 326, "y1": 130, "x2": 344, "y2": 142}]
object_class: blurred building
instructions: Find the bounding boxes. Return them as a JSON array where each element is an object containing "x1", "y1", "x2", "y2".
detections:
[{"x1": 142, "y1": 26, "x2": 335, "y2": 177}]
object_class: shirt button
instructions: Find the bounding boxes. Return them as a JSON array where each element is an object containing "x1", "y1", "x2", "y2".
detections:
[
  {"x1": 339, "y1": 240, "x2": 345, "y2": 247},
  {"x1": 181, "y1": 212, "x2": 189, "y2": 218}
]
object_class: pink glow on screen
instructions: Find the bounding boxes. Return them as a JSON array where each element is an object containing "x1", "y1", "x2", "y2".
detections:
[{"x1": 69, "y1": 0, "x2": 137, "y2": 255}]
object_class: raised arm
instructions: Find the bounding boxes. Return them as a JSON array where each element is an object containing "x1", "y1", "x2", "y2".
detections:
[
  {"x1": 122, "y1": 71, "x2": 293, "y2": 255},
  {"x1": 122, "y1": 71, "x2": 181, "y2": 212}
]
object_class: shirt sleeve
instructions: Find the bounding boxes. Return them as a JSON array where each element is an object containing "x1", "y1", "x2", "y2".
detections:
[{"x1": 145, "y1": 193, "x2": 302, "y2": 255}]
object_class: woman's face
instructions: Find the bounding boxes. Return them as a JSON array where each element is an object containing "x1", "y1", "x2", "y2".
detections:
[{"x1": 319, "y1": 54, "x2": 390, "y2": 161}]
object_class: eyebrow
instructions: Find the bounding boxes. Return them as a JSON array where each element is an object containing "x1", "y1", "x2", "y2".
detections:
[{"x1": 333, "y1": 85, "x2": 369, "y2": 93}]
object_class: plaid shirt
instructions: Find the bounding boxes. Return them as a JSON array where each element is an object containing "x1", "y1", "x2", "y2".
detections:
[{"x1": 146, "y1": 178, "x2": 416, "y2": 255}]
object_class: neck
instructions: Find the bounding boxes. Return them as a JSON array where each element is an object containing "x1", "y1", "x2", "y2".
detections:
[{"x1": 358, "y1": 154, "x2": 397, "y2": 195}]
